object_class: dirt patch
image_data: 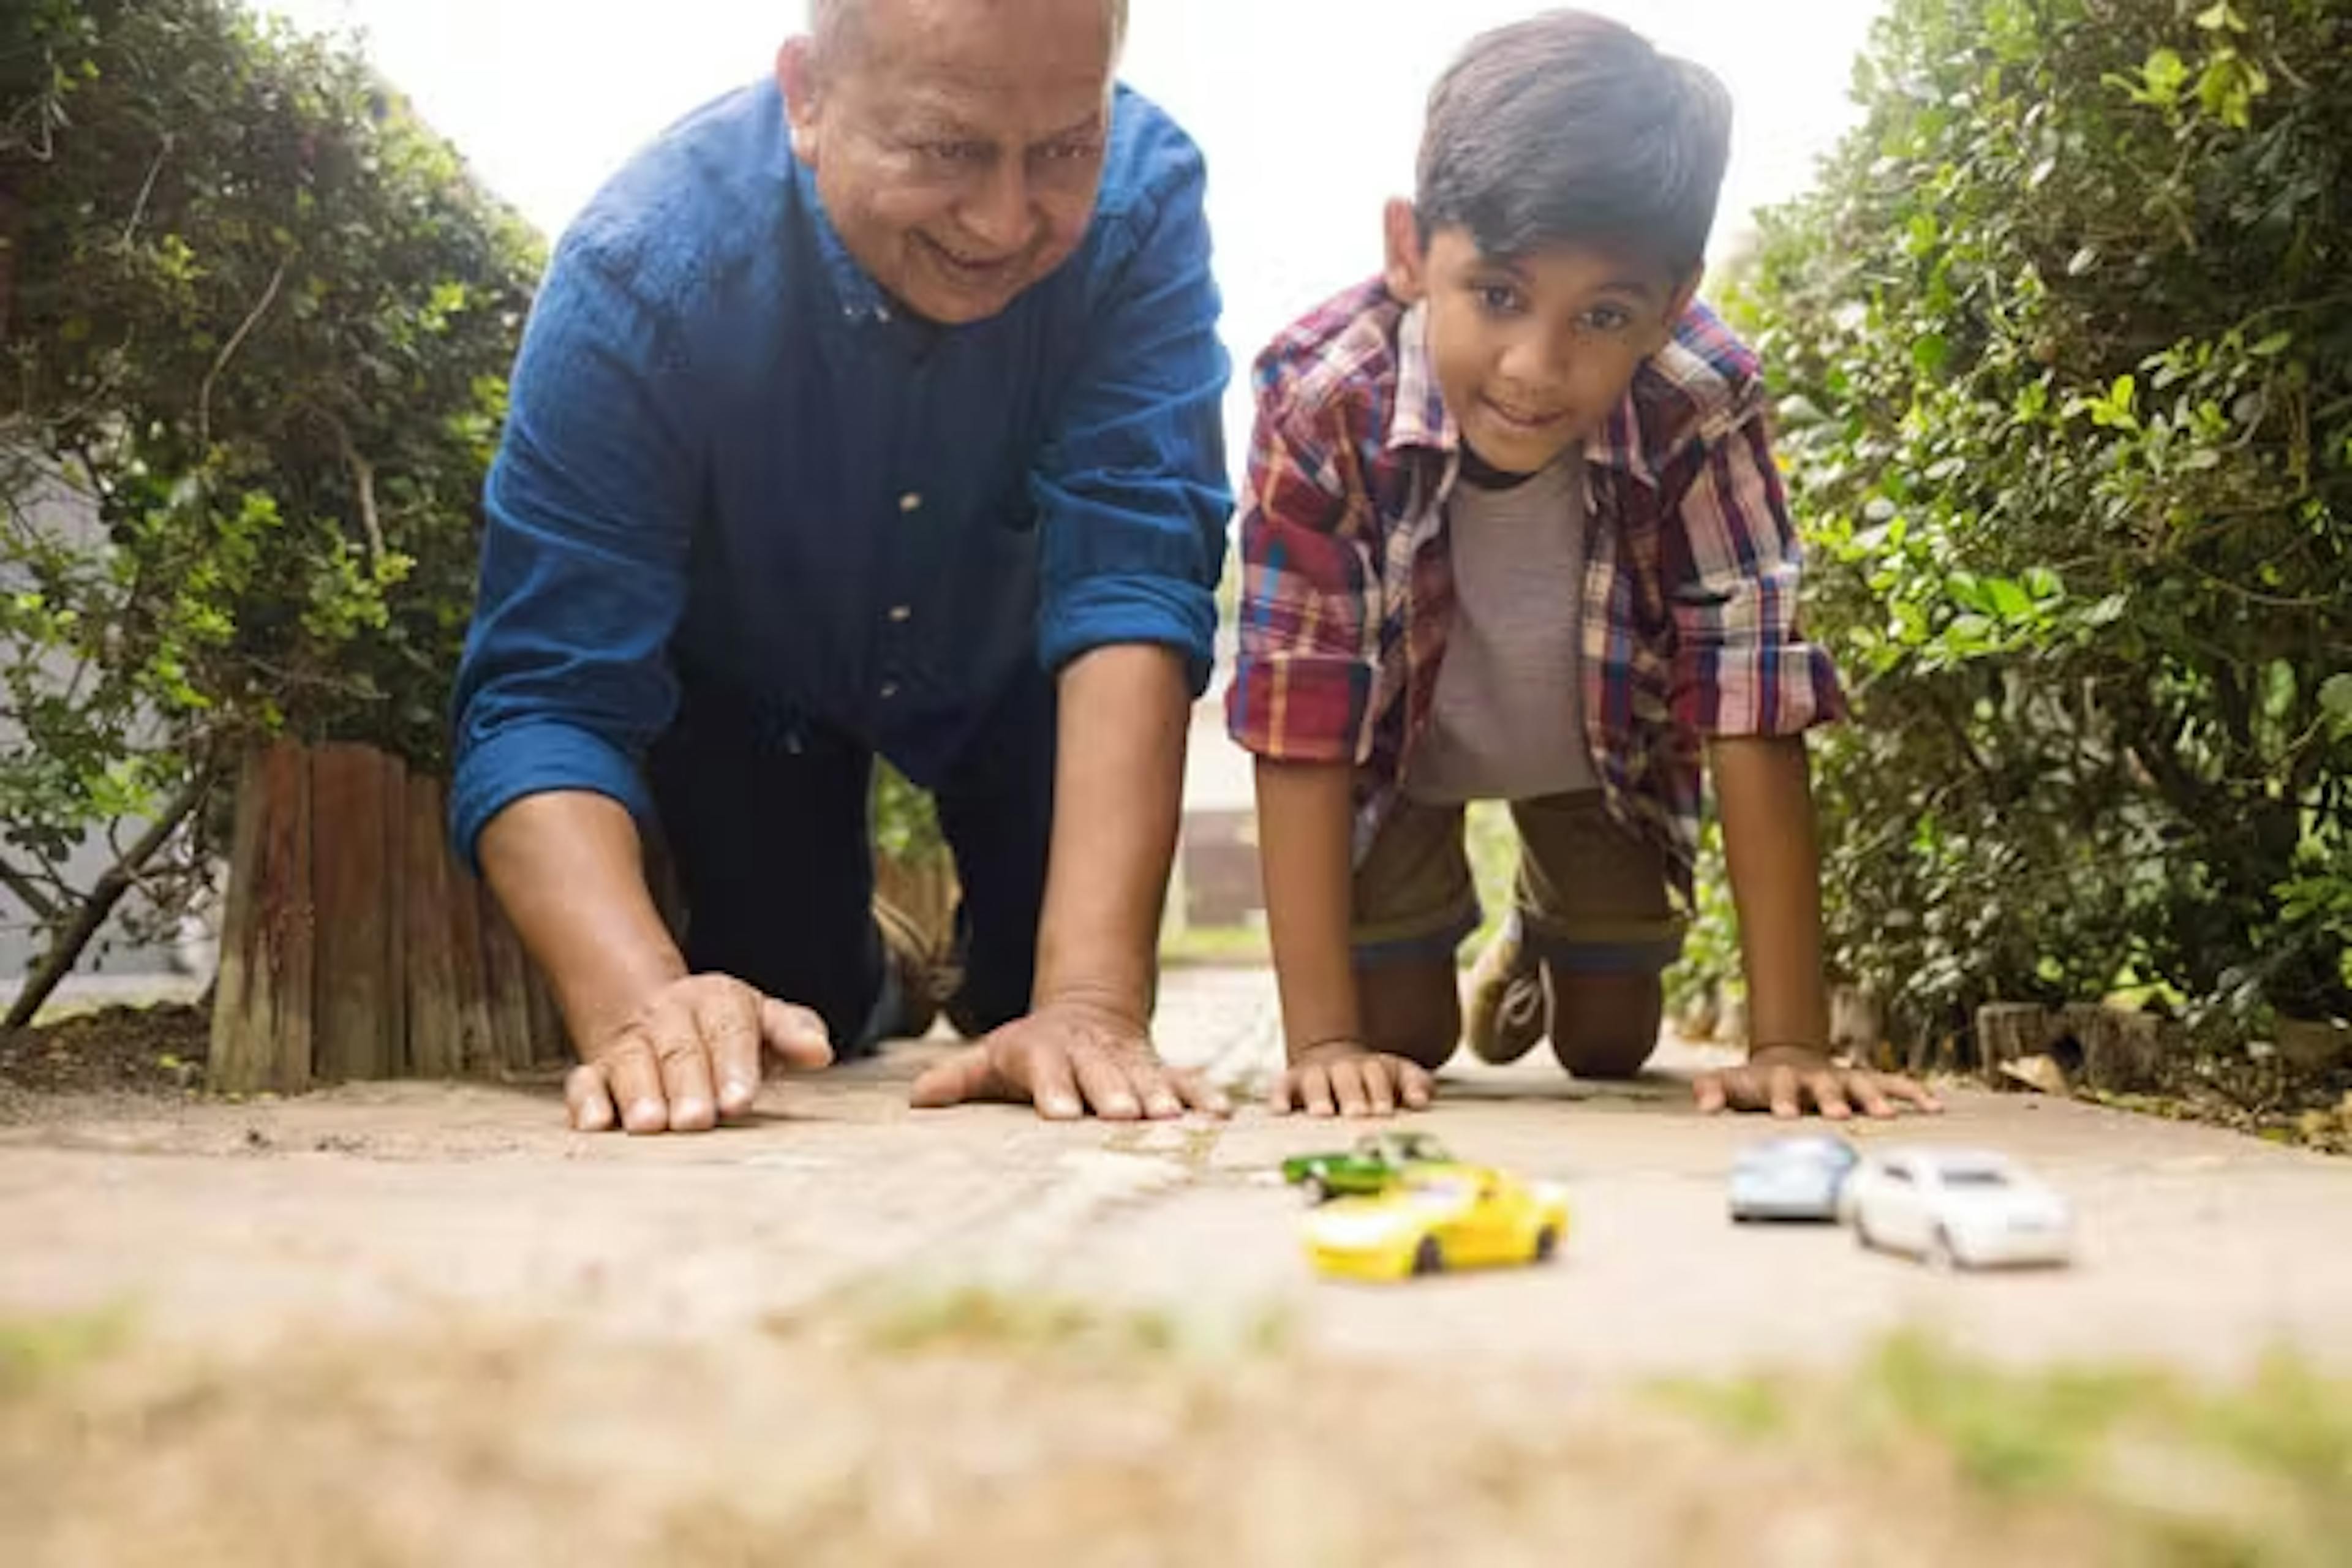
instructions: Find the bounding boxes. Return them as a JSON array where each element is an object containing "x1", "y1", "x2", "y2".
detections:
[
  {"x1": 0, "y1": 1003, "x2": 207, "y2": 1110},
  {"x1": 1, "y1": 1301, "x2": 2343, "y2": 1568}
]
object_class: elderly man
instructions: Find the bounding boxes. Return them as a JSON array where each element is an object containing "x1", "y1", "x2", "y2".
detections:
[{"x1": 451, "y1": 0, "x2": 1232, "y2": 1133}]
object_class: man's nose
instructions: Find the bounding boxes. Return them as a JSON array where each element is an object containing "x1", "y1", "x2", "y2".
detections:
[{"x1": 957, "y1": 159, "x2": 1032, "y2": 254}]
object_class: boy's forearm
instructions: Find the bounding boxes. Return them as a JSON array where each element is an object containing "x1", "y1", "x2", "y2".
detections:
[
  {"x1": 1709, "y1": 734, "x2": 1831, "y2": 1052},
  {"x1": 1032, "y1": 644, "x2": 1190, "y2": 1023},
  {"x1": 1253, "y1": 758, "x2": 1362, "y2": 1056}
]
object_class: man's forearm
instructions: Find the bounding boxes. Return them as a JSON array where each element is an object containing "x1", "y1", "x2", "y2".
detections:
[
  {"x1": 1709, "y1": 734, "x2": 1831, "y2": 1050},
  {"x1": 1033, "y1": 644, "x2": 1191, "y2": 1022},
  {"x1": 1253, "y1": 758, "x2": 1361, "y2": 1056},
  {"x1": 478, "y1": 790, "x2": 687, "y2": 1050}
]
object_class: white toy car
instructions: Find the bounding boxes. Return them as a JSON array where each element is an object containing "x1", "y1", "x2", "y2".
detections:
[
  {"x1": 1842, "y1": 1147, "x2": 2072, "y2": 1269},
  {"x1": 1727, "y1": 1134, "x2": 1860, "y2": 1222}
]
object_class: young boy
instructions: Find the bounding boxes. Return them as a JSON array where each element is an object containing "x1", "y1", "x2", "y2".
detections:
[{"x1": 1227, "y1": 10, "x2": 1940, "y2": 1121}]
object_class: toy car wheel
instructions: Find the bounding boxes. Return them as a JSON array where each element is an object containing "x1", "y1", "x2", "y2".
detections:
[
  {"x1": 1411, "y1": 1237, "x2": 1444, "y2": 1277},
  {"x1": 1855, "y1": 1214, "x2": 1877, "y2": 1251},
  {"x1": 1302, "y1": 1174, "x2": 1329, "y2": 1205},
  {"x1": 1927, "y1": 1226, "x2": 1959, "y2": 1272},
  {"x1": 1532, "y1": 1225, "x2": 1559, "y2": 1262}
]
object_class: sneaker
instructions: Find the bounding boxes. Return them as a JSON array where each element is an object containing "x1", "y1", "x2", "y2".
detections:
[
  {"x1": 869, "y1": 890, "x2": 958, "y2": 1046},
  {"x1": 1463, "y1": 924, "x2": 1548, "y2": 1065}
]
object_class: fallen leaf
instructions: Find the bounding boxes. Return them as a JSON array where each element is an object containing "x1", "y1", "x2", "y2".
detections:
[{"x1": 1999, "y1": 1054, "x2": 2071, "y2": 1096}]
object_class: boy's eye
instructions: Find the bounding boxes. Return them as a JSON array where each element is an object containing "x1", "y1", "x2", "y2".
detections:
[
  {"x1": 1472, "y1": 282, "x2": 1525, "y2": 315},
  {"x1": 1580, "y1": 304, "x2": 1635, "y2": 333}
]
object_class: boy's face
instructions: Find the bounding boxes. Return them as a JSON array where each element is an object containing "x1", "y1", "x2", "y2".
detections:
[{"x1": 1384, "y1": 201, "x2": 1697, "y2": 475}]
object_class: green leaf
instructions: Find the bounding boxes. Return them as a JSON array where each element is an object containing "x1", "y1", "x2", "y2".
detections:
[
  {"x1": 2195, "y1": 2, "x2": 2246, "y2": 33},
  {"x1": 2250, "y1": 330, "x2": 2294, "y2": 358},
  {"x1": 2322, "y1": 676, "x2": 2352, "y2": 737},
  {"x1": 1986, "y1": 578, "x2": 2035, "y2": 620}
]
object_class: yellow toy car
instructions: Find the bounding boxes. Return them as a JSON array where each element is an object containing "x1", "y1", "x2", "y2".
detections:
[{"x1": 1303, "y1": 1164, "x2": 1569, "y2": 1282}]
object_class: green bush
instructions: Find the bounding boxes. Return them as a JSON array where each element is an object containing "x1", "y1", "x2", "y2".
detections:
[
  {"x1": 1725, "y1": 0, "x2": 2350, "y2": 1042},
  {"x1": 2, "y1": 0, "x2": 540, "y2": 1015}
]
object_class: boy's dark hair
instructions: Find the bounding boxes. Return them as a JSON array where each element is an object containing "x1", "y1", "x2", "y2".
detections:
[{"x1": 1417, "y1": 9, "x2": 1732, "y2": 274}]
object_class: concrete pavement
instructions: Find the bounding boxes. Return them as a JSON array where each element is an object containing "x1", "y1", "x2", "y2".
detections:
[{"x1": 1, "y1": 965, "x2": 2348, "y2": 1381}]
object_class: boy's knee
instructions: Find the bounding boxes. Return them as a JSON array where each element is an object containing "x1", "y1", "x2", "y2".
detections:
[
  {"x1": 1546, "y1": 970, "x2": 1663, "y2": 1079},
  {"x1": 1356, "y1": 959, "x2": 1462, "y2": 1070}
]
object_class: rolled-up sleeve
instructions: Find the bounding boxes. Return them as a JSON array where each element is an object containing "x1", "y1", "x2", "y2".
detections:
[
  {"x1": 448, "y1": 238, "x2": 696, "y2": 867},
  {"x1": 1662, "y1": 410, "x2": 1846, "y2": 737},
  {"x1": 1031, "y1": 134, "x2": 1234, "y2": 694}
]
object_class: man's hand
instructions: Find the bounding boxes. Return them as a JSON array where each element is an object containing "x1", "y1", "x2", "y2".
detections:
[
  {"x1": 1273, "y1": 1039, "x2": 1436, "y2": 1118},
  {"x1": 1693, "y1": 1043, "x2": 1942, "y2": 1120},
  {"x1": 565, "y1": 973, "x2": 834, "y2": 1134},
  {"x1": 908, "y1": 996, "x2": 1229, "y2": 1121}
]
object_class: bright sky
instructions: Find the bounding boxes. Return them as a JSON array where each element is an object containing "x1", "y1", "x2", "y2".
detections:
[{"x1": 258, "y1": 0, "x2": 1889, "y2": 452}]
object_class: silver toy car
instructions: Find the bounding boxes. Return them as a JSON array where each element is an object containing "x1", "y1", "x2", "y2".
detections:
[{"x1": 1727, "y1": 1134, "x2": 1861, "y2": 1223}]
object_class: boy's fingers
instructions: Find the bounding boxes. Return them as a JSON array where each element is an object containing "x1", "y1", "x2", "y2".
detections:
[
  {"x1": 1329, "y1": 1058, "x2": 1372, "y2": 1118},
  {"x1": 1808, "y1": 1071, "x2": 1854, "y2": 1121},
  {"x1": 1768, "y1": 1064, "x2": 1801, "y2": 1120},
  {"x1": 1400, "y1": 1062, "x2": 1436, "y2": 1110},
  {"x1": 1850, "y1": 1074, "x2": 1896, "y2": 1119},
  {"x1": 1692, "y1": 1072, "x2": 1728, "y2": 1115},
  {"x1": 565, "y1": 1063, "x2": 618, "y2": 1132},
  {"x1": 1300, "y1": 1068, "x2": 1338, "y2": 1118},
  {"x1": 1269, "y1": 1072, "x2": 1300, "y2": 1115},
  {"x1": 1364, "y1": 1060, "x2": 1398, "y2": 1117},
  {"x1": 1883, "y1": 1074, "x2": 1944, "y2": 1113}
]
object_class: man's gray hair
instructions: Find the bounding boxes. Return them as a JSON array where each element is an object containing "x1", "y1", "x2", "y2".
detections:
[{"x1": 809, "y1": 0, "x2": 1130, "y2": 68}]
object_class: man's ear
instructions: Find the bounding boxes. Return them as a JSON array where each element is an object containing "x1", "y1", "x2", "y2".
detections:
[
  {"x1": 777, "y1": 37, "x2": 821, "y2": 162},
  {"x1": 1382, "y1": 198, "x2": 1428, "y2": 303}
]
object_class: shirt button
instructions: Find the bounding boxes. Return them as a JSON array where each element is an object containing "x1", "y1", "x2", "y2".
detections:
[
  {"x1": 879, "y1": 681, "x2": 900, "y2": 701},
  {"x1": 888, "y1": 605, "x2": 913, "y2": 624},
  {"x1": 898, "y1": 492, "x2": 923, "y2": 513}
]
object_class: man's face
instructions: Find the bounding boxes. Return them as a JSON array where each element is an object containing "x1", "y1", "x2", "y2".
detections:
[
  {"x1": 1385, "y1": 204, "x2": 1694, "y2": 475},
  {"x1": 781, "y1": 0, "x2": 1116, "y2": 326}
]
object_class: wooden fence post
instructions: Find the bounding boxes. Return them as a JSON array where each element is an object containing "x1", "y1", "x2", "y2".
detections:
[{"x1": 206, "y1": 742, "x2": 314, "y2": 1095}]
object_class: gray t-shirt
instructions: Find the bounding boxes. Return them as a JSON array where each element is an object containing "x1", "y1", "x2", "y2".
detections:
[{"x1": 1403, "y1": 456, "x2": 1597, "y2": 804}]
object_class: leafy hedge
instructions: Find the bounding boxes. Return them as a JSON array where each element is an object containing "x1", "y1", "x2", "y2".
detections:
[
  {"x1": 2, "y1": 0, "x2": 540, "y2": 1012},
  {"x1": 1724, "y1": 0, "x2": 2349, "y2": 1041}
]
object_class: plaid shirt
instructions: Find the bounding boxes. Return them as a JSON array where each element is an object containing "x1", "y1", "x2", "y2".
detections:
[{"x1": 1224, "y1": 279, "x2": 1845, "y2": 900}]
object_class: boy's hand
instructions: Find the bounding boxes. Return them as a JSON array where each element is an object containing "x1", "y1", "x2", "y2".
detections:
[
  {"x1": 908, "y1": 995, "x2": 1230, "y2": 1121},
  {"x1": 1694, "y1": 1044, "x2": 1942, "y2": 1120},
  {"x1": 1273, "y1": 1040, "x2": 1437, "y2": 1118}
]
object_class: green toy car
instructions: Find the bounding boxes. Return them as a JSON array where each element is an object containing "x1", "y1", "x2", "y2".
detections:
[{"x1": 1281, "y1": 1132, "x2": 1456, "y2": 1204}]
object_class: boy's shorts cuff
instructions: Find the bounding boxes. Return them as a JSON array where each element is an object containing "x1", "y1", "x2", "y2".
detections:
[
  {"x1": 1518, "y1": 912, "x2": 1688, "y2": 976},
  {"x1": 1349, "y1": 902, "x2": 1482, "y2": 969}
]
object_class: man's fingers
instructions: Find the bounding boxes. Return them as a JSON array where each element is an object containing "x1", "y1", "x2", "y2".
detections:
[
  {"x1": 758, "y1": 997, "x2": 835, "y2": 1073},
  {"x1": 1172, "y1": 1069, "x2": 1232, "y2": 1118},
  {"x1": 1768, "y1": 1063, "x2": 1801, "y2": 1120},
  {"x1": 564, "y1": 1062, "x2": 618, "y2": 1133},
  {"x1": 694, "y1": 987, "x2": 766, "y2": 1118},
  {"x1": 1072, "y1": 1050, "x2": 1141, "y2": 1120},
  {"x1": 1807, "y1": 1070, "x2": 1854, "y2": 1121},
  {"x1": 600, "y1": 1032, "x2": 671, "y2": 1134},
  {"x1": 1128, "y1": 1060, "x2": 1185, "y2": 1121},
  {"x1": 1398, "y1": 1060, "x2": 1436, "y2": 1110},
  {"x1": 645, "y1": 999, "x2": 718, "y2": 1132},
  {"x1": 1019, "y1": 1041, "x2": 1087, "y2": 1121},
  {"x1": 908, "y1": 1044, "x2": 1003, "y2": 1110},
  {"x1": 1693, "y1": 1071, "x2": 1729, "y2": 1116}
]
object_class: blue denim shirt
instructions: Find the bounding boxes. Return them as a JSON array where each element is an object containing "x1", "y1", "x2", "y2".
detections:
[{"x1": 449, "y1": 80, "x2": 1232, "y2": 864}]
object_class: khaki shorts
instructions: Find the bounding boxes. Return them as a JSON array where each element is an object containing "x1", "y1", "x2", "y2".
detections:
[{"x1": 1351, "y1": 791, "x2": 1686, "y2": 974}]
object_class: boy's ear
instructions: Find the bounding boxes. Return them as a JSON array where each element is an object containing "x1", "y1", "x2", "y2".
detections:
[{"x1": 1382, "y1": 198, "x2": 1427, "y2": 303}]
